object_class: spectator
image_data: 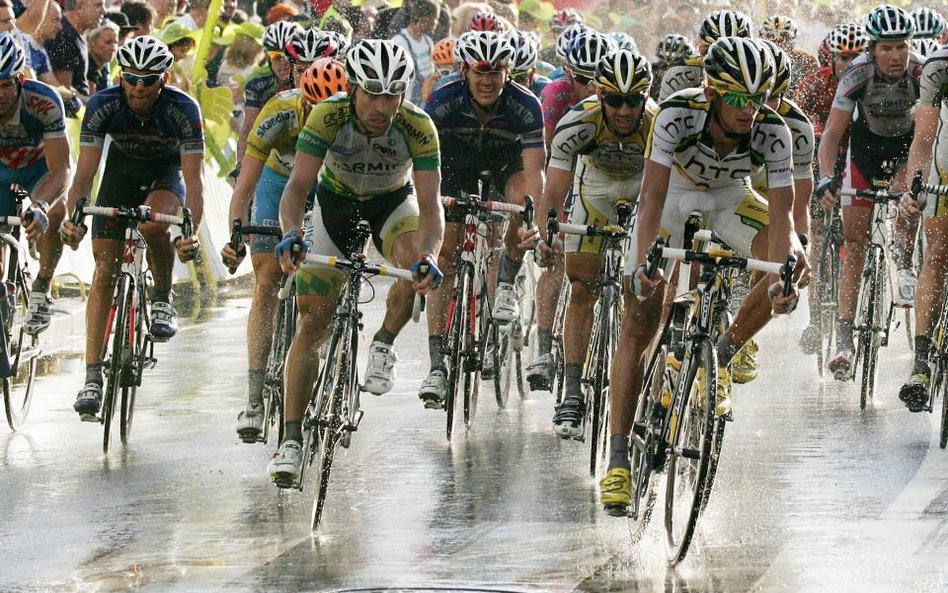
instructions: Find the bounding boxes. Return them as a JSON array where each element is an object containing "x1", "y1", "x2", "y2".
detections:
[
  {"x1": 0, "y1": 0, "x2": 15, "y2": 33},
  {"x1": 216, "y1": 23, "x2": 264, "y2": 100},
  {"x1": 85, "y1": 20, "x2": 118, "y2": 93},
  {"x1": 152, "y1": 0, "x2": 176, "y2": 28},
  {"x1": 120, "y1": 1, "x2": 156, "y2": 36},
  {"x1": 376, "y1": 0, "x2": 450, "y2": 40},
  {"x1": 173, "y1": 0, "x2": 211, "y2": 30},
  {"x1": 266, "y1": 2, "x2": 298, "y2": 24},
  {"x1": 157, "y1": 21, "x2": 200, "y2": 91},
  {"x1": 44, "y1": 0, "x2": 105, "y2": 102},
  {"x1": 321, "y1": 14, "x2": 353, "y2": 41},
  {"x1": 102, "y1": 11, "x2": 138, "y2": 44},
  {"x1": 392, "y1": 0, "x2": 437, "y2": 105},
  {"x1": 219, "y1": 0, "x2": 238, "y2": 26},
  {"x1": 12, "y1": 0, "x2": 78, "y2": 111}
]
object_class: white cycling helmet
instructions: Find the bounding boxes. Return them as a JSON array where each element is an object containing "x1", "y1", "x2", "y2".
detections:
[
  {"x1": 458, "y1": 31, "x2": 514, "y2": 69},
  {"x1": 555, "y1": 23, "x2": 588, "y2": 63},
  {"x1": 505, "y1": 29, "x2": 539, "y2": 73},
  {"x1": 116, "y1": 35, "x2": 174, "y2": 73},
  {"x1": 0, "y1": 32, "x2": 25, "y2": 78},
  {"x1": 346, "y1": 39, "x2": 415, "y2": 95},
  {"x1": 263, "y1": 21, "x2": 302, "y2": 52},
  {"x1": 566, "y1": 31, "x2": 616, "y2": 79}
]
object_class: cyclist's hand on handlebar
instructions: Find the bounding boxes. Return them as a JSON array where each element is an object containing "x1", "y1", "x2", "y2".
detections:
[
  {"x1": 790, "y1": 239, "x2": 811, "y2": 289},
  {"x1": 815, "y1": 175, "x2": 839, "y2": 202},
  {"x1": 174, "y1": 234, "x2": 200, "y2": 262},
  {"x1": 819, "y1": 192, "x2": 838, "y2": 211},
  {"x1": 900, "y1": 192, "x2": 926, "y2": 218},
  {"x1": 517, "y1": 225, "x2": 539, "y2": 251},
  {"x1": 632, "y1": 263, "x2": 664, "y2": 300},
  {"x1": 24, "y1": 204, "x2": 49, "y2": 243},
  {"x1": 59, "y1": 220, "x2": 86, "y2": 249},
  {"x1": 768, "y1": 280, "x2": 798, "y2": 315},
  {"x1": 410, "y1": 253, "x2": 443, "y2": 294},
  {"x1": 532, "y1": 235, "x2": 562, "y2": 268},
  {"x1": 275, "y1": 230, "x2": 307, "y2": 273},
  {"x1": 221, "y1": 240, "x2": 246, "y2": 271}
]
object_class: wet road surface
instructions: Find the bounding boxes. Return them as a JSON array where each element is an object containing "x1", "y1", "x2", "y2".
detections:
[{"x1": 2, "y1": 292, "x2": 948, "y2": 593}]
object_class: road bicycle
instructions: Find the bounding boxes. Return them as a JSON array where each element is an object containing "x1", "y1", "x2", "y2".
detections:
[
  {"x1": 629, "y1": 231, "x2": 794, "y2": 565},
  {"x1": 228, "y1": 219, "x2": 293, "y2": 445},
  {"x1": 547, "y1": 199, "x2": 635, "y2": 477},
  {"x1": 72, "y1": 200, "x2": 192, "y2": 453},
  {"x1": 1, "y1": 184, "x2": 43, "y2": 430}
]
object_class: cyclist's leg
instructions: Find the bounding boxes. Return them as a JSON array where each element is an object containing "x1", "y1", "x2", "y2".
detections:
[{"x1": 19, "y1": 165, "x2": 66, "y2": 334}]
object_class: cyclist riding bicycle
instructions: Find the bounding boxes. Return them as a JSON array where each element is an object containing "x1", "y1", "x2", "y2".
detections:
[
  {"x1": 505, "y1": 29, "x2": 550, "y2": 98},
  {"x1": 222, "y1": 58, "x2": 348, "y2": 443},
  {"x1": 531, "y1": 49, "x2": 656, "y2": 437},
  {"x1": 897, "y1": 43, "x2": 948, "y2": 411},
  {"x1": 268, "y1": 39, "x2": 444, "y2": 484},
  {"x1": 60, "y1": 35, "x2": 204, "y2": 420},
  {"x1": 599, "y1": 37, "x2": 805, "y2": 515},
  {"x1": 419, "y1": 30, "x2": 544, "y2": 409},
  {"x1": 651, "y1": 34, "x2": 696, "y2": 102},
  {"x1": 817, "y1": 4, "x2": 924, "y2": 380},
  {"x1": 759, "y1": 15, "x2": 819, "y2": 96},
  {"x1": 0, "y1": 32, "x2": 69, "y2": 336}
]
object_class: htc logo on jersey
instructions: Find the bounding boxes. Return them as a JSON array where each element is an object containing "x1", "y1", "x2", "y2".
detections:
[
  {"x1": 556, "y1": 128, "x2": 592, "y2": 153},
  {"x1": 681, "y1": 154, "x2": 751, "y2": 180}
]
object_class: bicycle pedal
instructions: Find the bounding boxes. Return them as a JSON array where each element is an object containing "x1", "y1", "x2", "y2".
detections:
[{"x1": 79, "y1": 412, "x2": 98, "y2": 423}]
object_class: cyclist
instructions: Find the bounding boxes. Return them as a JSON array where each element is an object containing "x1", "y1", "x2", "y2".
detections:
[
  {"x1": 420, "y1": 37, "x2": 455, "y2": 103},
  {"x1": 0, "y1": 32, "x2": 68, "y2": 336},
  {"x1": 541, "y1": 9, "x2": 583, "y2": 65},
  {"x1": 897, "y1": 43, "x2": 948, "y2": 411},
  {"x1": 268, "y1": 39, "x2": 444, "y2": 483},
  {"x1": 418, "y1": 31, "x2": 544, "y2": 409},
  {"x1": 759, "y1": 15, "x2": 819, "y2": 95},
  {"x1": 818, "y1": 5, "x2": 924, "y2": 380},
  {"x1": 651, "y1": 34, "x2": 696, "y2": 102},
  {"x1": 506, "y1": 29, "x2": 550, "y2": 98},
  {"x1": 912, "y1": 7, "x2": 946, "y2": 42},
  {"x1": 599, "y1": 37, "x2": 805, "y2": 514},
  {"x1": 223, "y1": 58, "x2": 348, "y2": 443},
  {"x1": 60, "y1": 35, "x2": 203, "y2": 420},
  {"x1": 658, "y1": 9, "x2": 751, "y2": 101},
  {"x1": 534, "y1": 49, "x2": 656, "y2": 437}
]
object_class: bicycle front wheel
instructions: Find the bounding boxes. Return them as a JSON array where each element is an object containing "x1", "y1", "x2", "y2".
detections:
[
  {"x1": 463, "y1": 277, "x2": 486, "y2": 428},
  {"x1": 587, "y1": 294, "x2": 615, "y2": 477},
  {"x1": 120, "y1": 285, "x2": 148, "y2": 445},
  {"x1": 493, "y1": 322, "x2": 515, "y2": 408},
  {"x1": 3, "y1": 268, "x2": 38, "y2": 431},
  {"x1": 858, "y1": 248, "x2": 884, "y2": 409},
  {"x1": 263, "y1": 294, "x2": 295, "y2": 445},
  {"x1": 103, "y1": 277, "x2": 132, "y2": 453},
  {"x1": 444, "y1": 272, "x2": 469, "y2": 441},
  {"x1": 665, "y1": 337, "x2": 717, "y2": 566}
]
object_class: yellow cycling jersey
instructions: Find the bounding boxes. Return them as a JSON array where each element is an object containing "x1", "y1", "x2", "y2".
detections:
[
  {"x1": 245, "y1": 88, "x2": 307, "y2": 177},
  {"x1": 296, "y1": 94, "x2": 440, "y2": 200}
]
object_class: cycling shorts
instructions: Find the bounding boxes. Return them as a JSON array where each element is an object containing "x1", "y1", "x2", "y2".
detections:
[
  {"x1": 248, "y1": 165, "x2": 315, "y2": 254},
  {"x1": 841, "y1": 126, "x2": 912, "y2": 209},
  {"x1": 625, "y1": 171, "x2": 769, "y2": 275},
  {"x1": 296, "y1": 184, "x2": 419, "y2": 297},
  {"x1": 923, "y1": 157, "x2": 948, "y2": 218},
  {"x1": 0, "y1": 160, "x2": 49, "y2": 216},
  {"x1": 92, "y1": 150, "x2": 185, "y2": 240},
  {"x1": 564, "y1": 162, "x2": 641, "y2": 255}
]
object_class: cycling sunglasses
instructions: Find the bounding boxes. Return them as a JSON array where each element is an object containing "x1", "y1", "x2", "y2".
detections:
[
  {"x1": 719, "y1": 90, "x2": 767, "y2": 109},
  {"x1": 602, "y1": 93, "x2": 646, "y2": 108},
  {"x1": 121, "y1": 72, "x2": 162, "y2": 87},
  {"x1": 470, "y1": 60, "x2": 509, "y2": 73},
  {"x1": 361, "y1": 79, "x2": 409, "y2": 95}
]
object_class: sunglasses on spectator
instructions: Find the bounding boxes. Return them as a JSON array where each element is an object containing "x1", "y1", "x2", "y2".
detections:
[
  {"x1": 121, "y1": 72, "x2": 162, "y2": 87},
  {"x1": 719, "y1": 90, "x2": 766, "y2": 109},
  {"x1": 360, "y1": 80, "x2": 408, "y2": 95},
  {"x1": 267, "y1": 50, "x2": 286, "y2": 62},
  {"x1": 602, "y1": 93, "x2": 646, "y2": 108},
  {"x1": 470, "y1": 60, "x2": 508, "y2": 73}
]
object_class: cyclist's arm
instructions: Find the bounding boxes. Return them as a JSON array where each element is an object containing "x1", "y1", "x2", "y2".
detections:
[
  {"x1": 521, "y1": 145, "x2": 545, "y2": 206},
  {"x1": 767, "y1": 184, "x2": 798, "y2": 264},
  {"x1": 538, "y1": 166, "x2": 572, "y2": 227},
  {"x1": 413, "y1": 168, "x2": 444, "y2": 258},
  {"x1": 634, "y1": 159, "x2": 671, "y2": 264},
  {"x1": 65, "y1": 144, "x2": 103, "y2": 215},
  {"x1": 279, "y1": 151, "x2": 322, "y2": 234},
  {"x1": 793, "y1": 174, "x2": 813, "y2": 237},
  {"x1": 817, "y1": 107, "x2": 851, "y2": 180},
  {"x1": 235, "y1": 106, "x2": 260, "y2": 166},
  {"x1": 904, "y1": 105, "x2": 939, "y2": 184},
  {"x1": 33, "y1": 135, "x2": 71, "y2": 206},
  {"x1": 181, "y1": 152, "x2": 205, "y2": 228},
  {"x1": 229, "y1": 154, "x2": 266, "y2": 223}
]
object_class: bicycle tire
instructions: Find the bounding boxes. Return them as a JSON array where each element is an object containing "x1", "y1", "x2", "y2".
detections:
[
  {"x1": 587, "y1": 293, "x2": 614, "y2": 477},
  {"x1": 859, "y1": 248, "x2": 883, "y2": 409},
  {"x1": 102, "y1": 276, "x2": 131, "y2": 453},
  {"x1": 120, "y1": 283, "x2": 148, "y2": 445},
  {"x1": 493, "y1": 322, "x2": 514, "y2": 408},
  {"x1": 3, "y1": 267, "x2": 38, "y2": 431},
  {"x1": 463, "y1": 276, "x2": 486, "y2": 428},
  {"x1": 816, "y1": 235, "x2": 840, "y2": 377},
  {"x1": 444, "y1": 271, "x2": 468, "y2": 441},
  {"x1": 262, "y1": 295, "x2": 295, "y2": 444},
  {"x1": 627, "y1": 334, "x2": 667, "y2": 541},
  {"x1": 550, "y1": 279, "x2": 569, "y2": 404},
  {"x1": 665, "y1": 337, "x2": 716, "y2": 566}
]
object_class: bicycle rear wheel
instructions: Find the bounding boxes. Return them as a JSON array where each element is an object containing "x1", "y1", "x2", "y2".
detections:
[
  {"x1": 444, "y1": 272, "x2": 468, "y2": 441},
  {"x1": 103, "y1": 277, "x2": 132, "y2": 453},
  {"x1": 3, "y1": 267, "x2": 38, "y2": 431},
  {"x1": 665, "y1": 337, "x2": 717, "y2": 566}
]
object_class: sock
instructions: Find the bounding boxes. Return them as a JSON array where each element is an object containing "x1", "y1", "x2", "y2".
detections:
[
  {"x1": 537, "y1": 329, "x2": 553, "y2": 355},
  {"x1": 609, "y1": 434, "x2": 631, "y2": 471},
  {"x1": 429, "y1": 335, "x2": 445, "y2": 371},
  {"x1": 373, "y1": 325, "x2": 397, "y2": 346},
  {"x1": 716, "y1": 334, "x2": 739, "y2": 367},
  {"x1": 153, "y1": 289, "x2": 171, "y2": 304},
  {"x1": 497, "y1": 252, "x2": 522, "y2": 285},
  {"x1": 283, "y1": 421, "x2": 303, "y2": 444},
  {"x1": 914, "y1": 335, "x2": 932, "y2": 375},
  {"x1": 32, "y1": 276, "x2": 51, "y2": 294},
  {"x1": 85, "y1": 363, "x2": 104, "y2": 386},
  {"x1": 564, "y1": 362, "x2": 583, "y2": 400},
  {"x1": 248, "y1": 369, "x2": 265, "y2": 410},
  {"x1": 837, "y1": 319, "x2": 854, "y2": 351}
]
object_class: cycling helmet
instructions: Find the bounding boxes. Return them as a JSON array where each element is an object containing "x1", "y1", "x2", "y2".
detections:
[
  {"x1": 555, "y1": 23, "x2": 588, "y2": 63},
  {"x1": 759, "y1": 39, "x2": 791, "y2": 97},
  {"x1": 0, "y1": 32, "x2": 25, "y2": 78},
  {"x1": 610, "y1": 32, "x2": 637, "y2": 53},
  {"x1": 469, "y1": 11, "x2": 503, "y2": 32},
  {"x1": 432, "y1": 37, "x2": 455, "y2": 67},
  {"x1": 286, "y1": 30, "x2": 337, "y2": 64},
  {"x1": 759, "y1": 15, "x2": 798, "y2": 40},
  {"x1": 263, "y1": 21, "x2": 302, "y2": 52},
  {"x1": 459, "y1": 31, "x2": 514, "y2": 69},
  {"x1": 347, "y1": 39, "x2": 414, "y2": 93},
  {"x1": 864, "y1": 4, "x2": 915, "y2": 42},
  {"x1": 655, "y1": 34, "x2": 696, "y2": 66},
  {"x1": 828, "y1": 22, "x2": 869, "y2": 55},
  {"x1": 912, "y1": 7, "x2": 945, "y2": 39},
  {"x1": 550, "y1": 8, "x2": 582, "y2": 32},
  {"x1": 594, "y1": 48, "x2": 652, "y2": 95},
  {"x1": 565, "y1": 31, "x2": 616, "y2": 79},
  {"x1": 325, "y1": 30, "x2": 351, "y2": 59},
  {"x1": 704, "y1": 36, "x2": 773, "y2": 96},
  {"x1": 116, "y1": 35, "x2": 174, "y2": 73},
  {"x1": 505, "y1": 29, "x2": 538, "y2": 73},
  {"x1": 913, "y1": 37, "x2": 940, "y2": 57},
  {"x1": 299, "y1": 57, "x2": 348, "y2": 104},
  {"x1": 453, "y1": 31, "x2": 478, "y2": 64},
  {"x1": 698, "y1": 10, "x2": 752, "y2": 46}
]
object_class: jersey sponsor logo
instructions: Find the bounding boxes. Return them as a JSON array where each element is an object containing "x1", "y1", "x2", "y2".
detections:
[
  {"x1": 395, "y1": 114, "x2": 433, "y2": 147},
  {"x1": 25, "y1": 94, "x2": 56, "y2": 118},
  {"x1": 336, "y1": 161, "x2": 405, "y2": 174},
  {"x1": 751, "y1": 127, "x2": 788, "y2": 155},
  {"x1": 0, "y1": 146, "x2": 43, "y2": 169},
  {"x1": 556, "y1": 127, "x2": 593, "y2": 154}
]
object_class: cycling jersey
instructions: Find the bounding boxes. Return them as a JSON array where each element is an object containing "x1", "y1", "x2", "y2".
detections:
[
  {"x1": 793, "y1": 66, "x2": 837, "y2": 140},
  {"x1": 431, "y1": 71, "x2": 460, "y2": 95},
  {"x1": 540, "y1": 77, "x2": 578, "y2": 143},
  {"x1": 297, "y1": 94, "x2": 440, "y2": 200},
  {"x1": 243, "y1": 63, "x2": 280, "y2": 110},
  {"x1": 529, "y1": 74, "x2": 552, "y2": 98},
  {"x1": 647, "y1": 88, "x2": 794, "y2": 191},
  {"x1": 833, "y1": 52, "x2": 924, "y2": 138},
  {"x1": 245, "y1": 88, "x2": 307, "y2": 177},
  {"x1": 788, "y1": 48, "x2": 820, "y2": 96},
  {"x1": 0, "y1": 79, "x2": 66, "y2": 171},
  {"x1": 658, "y1": 57, "x2": 703, "y2": 102},
  {"x1": 752, "y1": 97, "x2": 814, "y2": 192},
  {"x1": 80, "y1": 85, "x2": 204, "y2": 162},
  {"x1": 918, "y1": 46, "x2": 948, "y2": 217}
]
